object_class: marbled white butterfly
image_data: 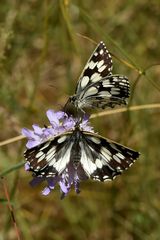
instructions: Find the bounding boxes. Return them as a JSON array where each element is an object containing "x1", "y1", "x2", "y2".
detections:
[
  {"x1": 65, "y1": 41, "x2": 130, "y2": 114},
  {"x1": 24, "y1": 126, "x2": 139, "y2": 182}
]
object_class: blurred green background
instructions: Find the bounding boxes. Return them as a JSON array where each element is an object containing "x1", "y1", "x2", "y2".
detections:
[{"x1": 0, "y1": 0, "x2": 160, "y2": 239}]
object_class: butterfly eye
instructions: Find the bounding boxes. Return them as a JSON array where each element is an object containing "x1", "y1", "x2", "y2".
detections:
[{"x1": 70, "y1": 95, "x2": 76, "y2": 103}]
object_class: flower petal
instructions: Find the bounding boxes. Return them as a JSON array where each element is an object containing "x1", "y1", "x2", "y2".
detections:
[
  {"x1": 32, "y1": 124, "x2": 43, "y2": 135},
  {"x1": 26, "y1": 139, "x2": 40, "y2": 149},
  {"x1": 43, "y1": 128, "x2": 55, "y2": 137},
  {"x1": 29, "y1": 177, "x2": 44, "y2": 187},
  {"x1": 59, "y1": 181, "x2": 70, "y2": 194},
  {"x1": 47, "y1": 178, "x2": 57, "y2": 189},
  {"x1": 64, "y1": 118, "x2": 75, "y2": 130},
  {"x1": 25, "y1": 162, "x2": 30, "y2": 171},
  {"x1": 22, "y1": 128, "x2": 34, "y2": 138},
  {"x1": 42, "y1": 187, "x2": 51, "y2": 195},
  {"x1": 46, "y1": 110, "x2": 59, "y2": 126},
  {"x1": 56, "y1": 111, "x2": 66, "y2": 119}
]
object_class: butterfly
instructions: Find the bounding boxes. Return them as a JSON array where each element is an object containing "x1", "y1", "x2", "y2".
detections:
[
  {"x1": 24, "y1": 126, "x2": 139, "y2": 182},
  {"x1": 64, "y1": 41, "x2": 130, "y2": 115}
]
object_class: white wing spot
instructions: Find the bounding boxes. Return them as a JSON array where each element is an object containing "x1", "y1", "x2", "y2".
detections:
[
  {"x1": 36, "y1": 151, "x2": 45, "y2": 158},
  {"x1": 95, "y1": 158, "x2": 103, "y2": 168},
  {"x1": 113, "y1": 154, "x2": 121, "y2": 163},
  {"x1": 100, "y1": 49, "x2": 104, "y2": 55},
  {"x1": 89, "y1": 136, "x2": 101, "y2": 144},
  {"x1": 104, "y1": 178, "x2": 112, "y2": 182},
  {"x1": 103, "y1": 79, "x2": 110, "y2": 85},
  {"x1": 99, "y1": 91, "x2": 112, "y2": 97},
  {"x1": 94, "y1": 52, "x2": 98, "y2": 56},
  {"x1": 98, "y1": 65, "x2": 106, "y2": 72},
  {"x1": 46, "y1": 151, "x2": 55, "y2": 162},
  {"x1": 111, "y1": 90, "x2": 120, "y2": 95},
  {"x1": 120, "y1": 82, "x2": 127, "y2": 86},
  {"x1": 112, "y1": 77, "x2": 118, "y2": 82},
  {"x1": 122, "y1": 79, "x2": 127, "y2": 83},
  {"x1": 48, "y1": 158, "x2": 56, "y2": 166},
  {"x1": 37, "y1": 154, "x2": 45, "y2": 162},
  {"x1": 97, "y1": 60, "x2": 104, "y2": 68},
  {"x1": 117, "y1": 166, "x2": 123, "y2": 172},
  {"x1": 40, "y1": 142, "x2": 50, "y2": 150},
  {"x1": 81, "y1": 76, "x2": 90, "y2": 88},
  {"x1": 116, "y1": 153, "x2": 125, "y2": 159},
  {"x1": 101, "y1": 147, "x2": 112, "y2": 162},
  {"x1": 57, "y1": 136, "x2": 67, "y2": 143},
  {"x1": 90, "y1": 73, "x2": 101, "y2": 82},
  {"x1": 101, "y1": 147, "x2": 112, "y2": 156},
  {"x1": 83, "y1": 87, "x2": 98, "y2": 98},
  {"x1": 47, "y1": 146, "x2": 56, "y2": 155},
  {"x1": 88, "y1": 61, "x2": 97, "y2": 69},
  {"x1": 103, "y1": 84, "x2": 114, "y2": 88},
  {"x1": 129, "y1": 162, "x2": 133, "y2": 166},
  {"x1": 111, "y1": 87, "x2": 120, "y2": 91},
  {"x1": 102, "y1": 80, "x2": 114, "y2": 87}
]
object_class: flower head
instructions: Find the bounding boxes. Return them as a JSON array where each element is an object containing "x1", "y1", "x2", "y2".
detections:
[{"x1": 22, "y1": 110, "x2": 93, "y2": 198}]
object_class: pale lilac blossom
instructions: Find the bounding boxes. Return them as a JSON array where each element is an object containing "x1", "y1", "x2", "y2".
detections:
[{"x1": 22, "y1": 110, "x2": 93, "y2": 198}]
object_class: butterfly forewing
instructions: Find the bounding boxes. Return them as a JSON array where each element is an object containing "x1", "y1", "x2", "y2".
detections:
[{"x1": 76, "y1": 41, "x2": 113, "y2": 94}]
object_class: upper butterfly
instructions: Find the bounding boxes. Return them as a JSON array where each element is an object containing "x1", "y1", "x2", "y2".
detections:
[{"x1": 64, "y1": 41, "x2": 130, "y2": 114}]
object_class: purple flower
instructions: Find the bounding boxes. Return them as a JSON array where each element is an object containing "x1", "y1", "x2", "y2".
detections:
[
  {"x1": 22, "y1": 110, "x2": 76, "y2": 149},
  {"x1": 29, "y1": 163, "x2": 88, "y2": 199},
  {"x1": 22, "y1": 110, "x2": 93, "y2": 198}
]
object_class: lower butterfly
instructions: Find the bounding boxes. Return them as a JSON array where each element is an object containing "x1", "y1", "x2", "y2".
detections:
[{"x1": 24, "y1": 126, "x2": 139, "y2": 182}]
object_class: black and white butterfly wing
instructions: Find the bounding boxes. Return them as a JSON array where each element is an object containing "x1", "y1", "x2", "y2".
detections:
[
  {"x1": 79, "y1": 131, "x2": 139, "y2": 181},
  {"x1": 24, "y1": 131, "x2": 88, "y2": 180},
  {"x1": 24, "y1": 128, "x2": 139, "y2": 182},
  {"x1": 76, "y1": 75, "x2": 130, "y2": 109},
  {"x1": 24, "y1": 132, "x2": 75, "y2": 178},
  {"x1": 75, "y1": 41, "x2": 113, "y2": 95}
]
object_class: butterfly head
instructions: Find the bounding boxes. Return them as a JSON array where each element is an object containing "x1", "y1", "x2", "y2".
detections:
[
  {"x1": 69, "y1": 95, "x2": 79, "y2": 108},
  {"x1": 63, "y1": 95, "x2": 85, "y2": 119}
]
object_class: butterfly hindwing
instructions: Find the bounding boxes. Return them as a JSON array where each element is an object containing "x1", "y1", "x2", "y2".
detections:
[{"x1": 77, "y1": 75, "x2": 130, "y2": 109}]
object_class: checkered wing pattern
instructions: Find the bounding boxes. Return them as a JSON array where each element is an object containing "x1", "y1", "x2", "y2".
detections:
[
  {"x1": 76, "y1": 41, "x2": 113, "y2": 94},
  {"x1": 67, "y1": 41, "x2": 130, "y2": 112},
  {"x1": 24, "y1": 128, "x2": 139, "y2": 181}
]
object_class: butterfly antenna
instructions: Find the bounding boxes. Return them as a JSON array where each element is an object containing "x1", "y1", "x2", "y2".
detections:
[{"x1": 49, "y1": 84, "x2": 70, "y2": 99}]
